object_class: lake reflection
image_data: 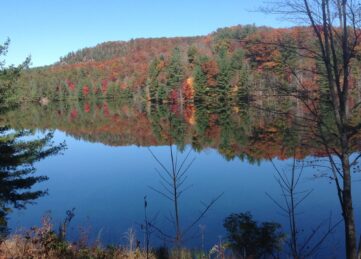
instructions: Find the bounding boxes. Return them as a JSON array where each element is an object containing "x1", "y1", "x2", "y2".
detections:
[{"x1": 2, "y1": 101, "x2": 361, "y2": 257}]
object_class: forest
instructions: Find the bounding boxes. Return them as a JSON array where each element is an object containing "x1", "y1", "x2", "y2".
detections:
[
  {"x1": 2, "y1": 2, "x2": 361, "y2": 256},
  {"x1": 15, "y1": 25, "x2": 361, "y2": 108}
]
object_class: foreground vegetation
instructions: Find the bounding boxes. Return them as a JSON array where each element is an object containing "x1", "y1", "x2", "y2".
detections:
[{"x1": 0, "y1": 210, "x2": 286, "y2": 259}]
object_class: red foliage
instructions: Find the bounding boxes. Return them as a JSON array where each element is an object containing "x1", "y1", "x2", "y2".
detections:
[
  {"x1": 103, "y1": 102, "x2": 110, "y2": 116},
  {"x1": 169, "y1": 89, "x2": 180, "y2": 103},
  {"x1": 84, "y1": 103, "x2": 91, "y2": 113},
  {"x1": 170, "y1": 104, "x2": 181, "y2": 115},
  {"x1": 66, "y1": 80, "x2": 75, "y2": 91},
  {"x1": 70, "y1": 108, "x2": 78, "y2": 119},
  {"x1": 201, "y1": 60, "x2": 219, "y2": 87},
  {"x1": 82, "y1": 85, "x2": 90, "y2": 96},
  {"x1": 101, "y1": 79, "x2": 108, "y2": 94}
]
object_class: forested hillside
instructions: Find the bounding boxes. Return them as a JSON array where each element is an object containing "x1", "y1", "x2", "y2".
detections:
[{"x1": 15, "y1": 24, "x2": 361, "y2": 106}]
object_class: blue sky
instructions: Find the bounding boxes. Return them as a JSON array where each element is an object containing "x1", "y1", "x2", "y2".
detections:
[{"x1": 0, "y1": 0, "x2": 288, "y2": 67}]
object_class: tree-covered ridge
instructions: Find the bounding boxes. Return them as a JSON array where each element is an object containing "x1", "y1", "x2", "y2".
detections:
[
  {"x1": 58, "y1": 37, "x2": 203, "y2": 65},
  {"x1": 15, "y1": 24, "x2": 361, "y2": 108},
  {"x1": 11, "y1": 24, "x2": 361, "y2": 161},
  {"x1": 13, "y1": 25, "x2": 255, "y2": 102}
]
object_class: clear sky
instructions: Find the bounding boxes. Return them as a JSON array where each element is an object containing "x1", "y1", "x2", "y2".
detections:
[{"x1": 0, "y1": 0, "x2": 288, "y2": 67}]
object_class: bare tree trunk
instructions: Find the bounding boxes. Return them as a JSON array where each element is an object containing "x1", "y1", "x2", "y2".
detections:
[
  {"x1": 173, "y1": 174, "x2": 181, "y2": 247},
  {"x1": 170, "y1": 145, "x2": 181, "y2": 249},
  {"x1": 261, "y1": 0, "x2": 361, "y2": 257},
  {"x1": 289, "y1": 163, "x2": 298, "y2": 258},
  {"x1": 342, "y1": 153, "x2": 357, "y2": 259}
]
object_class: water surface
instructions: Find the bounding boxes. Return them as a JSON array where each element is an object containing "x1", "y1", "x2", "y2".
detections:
[{"x1": 2, "y1": 101, "x2": 360, "y2": 257}]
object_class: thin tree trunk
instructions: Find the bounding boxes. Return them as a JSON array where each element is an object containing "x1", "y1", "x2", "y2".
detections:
[
  {"x1": 170, "y1": 145, "x2": 181, "y2": 248},
  {"x1": 290, "y1": 163, "x2": 298, "y2": 258},
  {"x1": 342, "y1": 154, "x2": 357, "y2": 259}
]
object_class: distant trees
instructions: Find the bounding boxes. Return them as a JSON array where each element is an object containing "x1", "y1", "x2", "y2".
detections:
[
  {"x1": 166, "y1": 48, "x2": 184, "y2": 91},
  {"x1": 14, "y1": 25, "x2": 257, "y2": 104},
  {"x1": 230, "y1": 49, "x2": 250, "y2": 100},
  {"x1": 192, "y1": 63, "x2": 207, "y2": 102},
  {"x1": 147, "y1": 57, "x2": 162, "y2": 102},
  {"x1": 215, "y1": 47, "x2": 231, "y2": 101}
]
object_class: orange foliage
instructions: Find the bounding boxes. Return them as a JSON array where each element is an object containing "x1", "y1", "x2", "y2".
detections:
[
  {"x1": 201, "y1": 60, "x2": 219, "y2": 87},
  {"x1": 182, "y1": 77, "x2": 195, "y2": 101}
]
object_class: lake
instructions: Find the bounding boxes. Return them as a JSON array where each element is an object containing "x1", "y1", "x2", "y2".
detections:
[{"x1": 1, "y1": 100, "x2": 360, "y2": 257}]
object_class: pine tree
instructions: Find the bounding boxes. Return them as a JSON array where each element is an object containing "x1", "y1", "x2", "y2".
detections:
[
  {"x1": 166, "y1": 47, "x2": 184, "y2": 89},
  {"x1": 193, "y1": 64, "x2": 207, "y2": 102},
  {"x1": 0, "y1": 39, "x2": 30, "y2": 111},
  {"x1": 216, "y1": 46, "x2": 231, "y2": 101},
  {"x1": 230, "y1": 49, "x2": 250, "y2": 100},
  {"x1": 0, "y1": 127, "x2": 64, "y2": 238},
  {"x1": 147, "y1": 57, "x2": 161, "y2": 102},
  {"x1": 187, "y1": 46, "x2": 198, "y2": 65}
]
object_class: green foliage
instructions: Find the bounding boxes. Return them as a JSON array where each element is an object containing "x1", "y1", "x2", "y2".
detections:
[
  {"x1": 0, "y1": 39, "x2": 30, "y2": 111},
  {"x1": 8, "y1": 25, "x2": 279, "y2": 106},
  {"x1": 216, "y1": 47, "x2": 232, "y2": 101},
  {"x1": 166, "y1": 47, "x2": 184, "y2": 90},
  {"x1": 213, "y1": 25, "x2": 256, "y2": 53},
  {"x1": 157, "y1": 83, "x2": 167, "y2": 102},
  {"x1": 148, "y1": 57, "x2": 161, "y2": 102},
  {"x1": 223, "y1": 212, "x2": 285, "y2": 258},
  {"x1": 274, "y1": 34, "x2": 298, "y2": 87},
  {"x1": 193, "y1": 64, "x2": 207, "y2": 101},
  {"x1": 187, "y1": 45, "x2": 198, "y2": 65},
  {"x1": 230, "y1": 49, "x2": 251, "y2": 100},
  {"x1": 214, "y1": 25, "x2": 257, "y2": 42}
]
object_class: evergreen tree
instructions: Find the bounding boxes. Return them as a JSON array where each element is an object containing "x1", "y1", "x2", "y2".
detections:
[
  {"x1": 187, "y1": 45, "x2": 198, "y2": 65},
  {"x1": 166, "y1": 47, "x2": 184, "y2": 89},
  {"x1": 230, "y1": 49, "x2": 250, "y2": 100},
  {"x1": 147, "y1": 57, "x2": 161, "y2": 102},
  {"x1": 216, "y1": 46, "x2": 231, "y2": 101},
  {"x1": 165, "y1": 47, "x2": 184, "y2": 102},
  {"x1": 157, "y1": 83, "x2": 167, "y2": 102},
  {"x1": 223, "y1": 212, "x2": 284, "y2": 258},
  {"x1": 0, "y1": 39, "x2": 30, "y2": 111},
  {"x1": 0, "y1": 127, "x2": 65, "y2": 238},
  {"x1": 193, "y1": 64, "x2": 207, "y2": 102}
]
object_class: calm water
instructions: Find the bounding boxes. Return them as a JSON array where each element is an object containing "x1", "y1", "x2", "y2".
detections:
[{"x1": 2, "y1": 101, "x2": 361, "y2": 257}]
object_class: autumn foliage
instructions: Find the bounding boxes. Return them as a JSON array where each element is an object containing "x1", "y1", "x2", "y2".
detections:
[{"x1": 15, "y1": 25, "x2": 361, "y2": 106}]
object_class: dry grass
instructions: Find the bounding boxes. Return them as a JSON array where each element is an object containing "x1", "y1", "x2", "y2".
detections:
[
  {"x1": 0, "y1": 215, "x2": 156, "y2": 259},
  {"x1": 0, "y1": 235, "x2": 157, "y2": 259}
]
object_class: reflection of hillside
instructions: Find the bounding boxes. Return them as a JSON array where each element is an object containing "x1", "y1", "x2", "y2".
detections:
[{"x1": 1, "y1": 100, "x2": 345, "y2": 161}]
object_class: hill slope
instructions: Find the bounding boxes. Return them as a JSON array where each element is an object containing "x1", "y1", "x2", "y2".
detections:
[{"x1": 16, "y1": 24, "x2": 361, "y2": 106}]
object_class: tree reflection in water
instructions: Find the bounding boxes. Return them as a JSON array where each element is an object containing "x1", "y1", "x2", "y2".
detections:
[{"x1": 0, "y1": 126, "x2": 65, "y2": 239}]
